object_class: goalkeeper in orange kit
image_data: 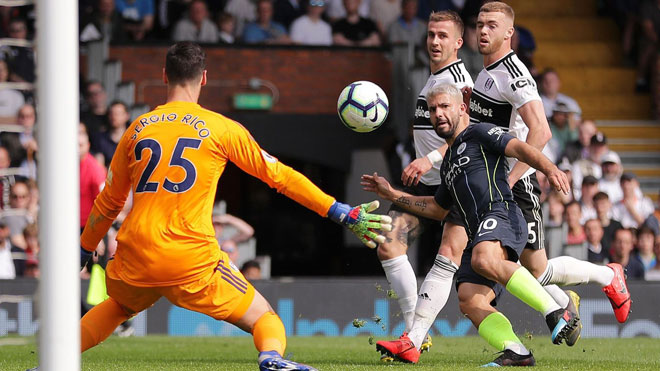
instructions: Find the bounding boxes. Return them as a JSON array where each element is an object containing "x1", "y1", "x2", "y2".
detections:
[{"x1": 71, "y1": 42, "x2": 391, "y2": 371}]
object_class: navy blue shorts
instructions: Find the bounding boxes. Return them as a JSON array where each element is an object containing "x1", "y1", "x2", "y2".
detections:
[{"x1": 455, "y1": 203, "x2": 527, "y2": 306}]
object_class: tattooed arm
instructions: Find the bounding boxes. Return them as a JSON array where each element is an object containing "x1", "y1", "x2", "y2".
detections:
[{"x1": 361, "y1": 172, "x2": 449, "y2": 221}]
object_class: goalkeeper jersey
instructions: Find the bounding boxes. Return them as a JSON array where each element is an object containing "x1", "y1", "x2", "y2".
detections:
[{"x1": 81, "y1": 101, "x2": 335, "y2": 286}]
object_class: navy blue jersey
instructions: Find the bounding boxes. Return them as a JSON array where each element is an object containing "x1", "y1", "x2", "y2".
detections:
[{"x1": 434, "y1": 123, "x2": 515, "y2": 237}]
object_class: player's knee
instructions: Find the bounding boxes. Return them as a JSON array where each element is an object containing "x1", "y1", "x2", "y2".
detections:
[
  {"x1": 376, "y1": 237, "x2": 407, "y2": 260},
  {"x1": 457, "y1": 288, "x2": 480, "y2": 316}
]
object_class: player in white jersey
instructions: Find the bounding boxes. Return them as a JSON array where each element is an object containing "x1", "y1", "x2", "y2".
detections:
[
  {"x1": 375, "y1": 11, "x2": 473, "y2": 358},
  {"x1": 468, "y1": 0, "x2": 630, "y2": 337}
]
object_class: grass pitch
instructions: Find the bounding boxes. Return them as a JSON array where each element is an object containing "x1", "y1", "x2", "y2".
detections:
[{"x1": 2, "y1": 335, "x2": 659, "y2": 370}]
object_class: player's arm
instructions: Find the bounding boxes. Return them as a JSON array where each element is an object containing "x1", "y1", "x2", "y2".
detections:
[
  {"x1": 222, "y1": 123, "x2": 392, "y2": 247},
  {"x1": 504, "y1": 137, "x2": 570, "y2": 195},
  {"x1": 509, "y1": 99, "x2": 552, "y2": 187},
  {"x1": 402, "y1": 144, "x2": 448, "y2": 186},
  {"x1": 361, "y1": 172, "x2": 449, "y2": 221},
  {"x1": 81, "y1": 133, "x2": 132, "y2": 255}
]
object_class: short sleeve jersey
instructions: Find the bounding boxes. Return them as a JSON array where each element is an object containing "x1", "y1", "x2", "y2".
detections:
[
  {"x1": 414, "y1": 60, "x2": 473, "y2": 185},
  {"x1": 88, "y1": 101, "x2": 335, "y2": 286},
  {"x1": 434, "y1": 123, "x2": 515, "y2": 237},
  {"x1": 332, "y1": 17, "x2": 379, "y2": 42},
  {"x1": 469, "y1": 51, "x2": 541, "y2": 179}
]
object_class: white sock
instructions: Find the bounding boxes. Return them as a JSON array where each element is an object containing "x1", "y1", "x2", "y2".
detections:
[
  {"x1": 504, "y1": 341, "x2": 530, "y2": 356},
  {"x1": 539, "y1": 256, "x2": 615, "y2": 287},
  {"x1": 381, "y1": 255, "x2": 418, "y2": 332},
  {"x1": 543, "y1": 284, "x2": 569, "y2": 308},
  {"x1": 408, "y1": 255, "x2": 458, "y2": 350}
]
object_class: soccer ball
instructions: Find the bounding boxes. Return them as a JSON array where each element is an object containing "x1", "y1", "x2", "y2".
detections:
[{"x1": 337, "y1": 81, "x2": 389, "y2": 133}]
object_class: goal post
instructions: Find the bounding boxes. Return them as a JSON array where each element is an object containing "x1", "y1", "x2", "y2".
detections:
[{"x1": 36, "y1": 0, "x2": 80, "y2": 369}]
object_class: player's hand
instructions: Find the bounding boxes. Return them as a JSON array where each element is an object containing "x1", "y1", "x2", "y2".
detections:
[
  {"x1": 546, "y1": 167, "x2": 571, "y2": 195},
  {"x1": 461, "y1": 86, "x2": 472, "y2": 106},
  {"x1": 361, "y1": 172, "x2": 396, "y2": 200},
  {"x1": 402, "y1": 157, "x2": 433, "y2": 186},
  {"x1": 327, "y1": 200, "x2": 393, "y2": 248}
]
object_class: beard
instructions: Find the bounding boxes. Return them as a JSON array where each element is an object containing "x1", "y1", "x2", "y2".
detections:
[{"x1": 434, "y1": 113, "x2": 460, "y2": 139}]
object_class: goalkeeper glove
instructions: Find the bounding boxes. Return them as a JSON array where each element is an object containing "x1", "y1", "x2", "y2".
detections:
[
  {"x1": 327, "y1": 200, "x2": 393, "y2": 248},
  {"x1": 81, "y1": 246, "x2": 93, "y2": 270}
]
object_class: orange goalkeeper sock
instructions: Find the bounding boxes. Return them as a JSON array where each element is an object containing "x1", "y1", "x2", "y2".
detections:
[
  {"x1": 252, "y1": 311, "x2": 286, "y2": 356},
  {"x1": 81, "y1": 298, "x2": 131, "y2": 352}
]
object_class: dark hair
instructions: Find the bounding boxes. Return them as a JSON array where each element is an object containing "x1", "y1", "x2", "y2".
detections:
[
  {"x1": 165, "y1": 42, "x2": 206, "y2": 85},
  {"x1": 593, "y1": 191, "x2": 610, "y2": 202},
  {"x1": 241, "y1": 259, "x2": 261, "y2": 271},
  {"x1": 109, "y1": 100, "x2": 129, "y2": 112}
]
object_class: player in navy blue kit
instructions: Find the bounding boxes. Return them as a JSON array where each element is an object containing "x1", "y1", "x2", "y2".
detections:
[{"x1": 363, "y1": 83, "x2": 576, "y2": 366}]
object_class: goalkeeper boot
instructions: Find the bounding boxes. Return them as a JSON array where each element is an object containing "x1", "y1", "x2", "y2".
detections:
[
  {"x1": 545, "y1": 308, "x2": 579, "y2": 345},
  {"x1": 420, "y1": 334, "x2": 433, "y2": 354},
  {"x1": 258, "y1": 351, "x2": 318, "y2": 371},
  {"x1": 481, "y1": 349, "x2": 536, "y2": 367},
  {"x1": 602, "y1": 263, "x2": 632, "y2": 323},
  {"x1": 564, "y1": 290, "x2": 582, "y2": 347},
  {"x1": 376, "y1": 334, "x2": 420, "y2": 364}
]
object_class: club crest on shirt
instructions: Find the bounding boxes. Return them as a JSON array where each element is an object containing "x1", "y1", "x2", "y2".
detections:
[
  {"x1": 457, "y1": 142, "x2": 466, "y2": 155},
  {"x1": 485, "y1": 78, "x2": 494, "y2": 91}
]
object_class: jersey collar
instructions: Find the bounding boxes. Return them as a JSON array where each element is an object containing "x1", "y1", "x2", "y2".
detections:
[
  {"x1": 485, "y1": 50, "x2": 515, "y2": 71},
  {"x1": 432, "y1": 59, "x2": 463, "y2": 75}
]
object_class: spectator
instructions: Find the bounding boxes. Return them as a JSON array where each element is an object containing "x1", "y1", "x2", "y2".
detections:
[
  {"x1": 172, "y1": 0, "x2": 219, "y2": 43},
  {"x1": 593, "y1": 191, "x2": 623, "y2": 254},
  {"x1": 646, "y1": 235, "x2": 660, "y2": 280},
  {"x1": 612, "y1": 172, "x2": 655, "y2": 228},
  {"x1": 220, "y1": 239, "x2": 240, "y2": 264},
  {"x1": 0, "y1": 146, "x2": 20, "y2": 210},
  {"x1": 638, "y1": 0, "x2": 660, "y2": 94},
  {"x1": 80, "y1": 80, "x2": 109, "y2": 145},
  {"x1": 539, "y1": 68, "x2": 582, "y2": 121},
  {"x1": 609, "y1": 228, "x2": 645, "y2": 280},
  {"x1": 217, "y1": 12, "x2": 236, "y2": 44},
  {"x1": 94, "y1": 101, "x2": 130, "y2": 167},
  {"x1": 273, "y1": 0, "x2": 306, "y2": 30},
  {"x1": 546, "y1": 102, "x2": 579, "y2": 163},
  {"x1": 290, "y1": 0, "x2": 333, "y2": 46},
  {"x1": 1, "y1": 18, "x2": 35, "y2": 83},
  {"x1": 599, "y1": 151, "x2": 623, "y2": 203},
  {"x1": 386, "y1": 0, "x2": 425, "y2": 48},
  {"x1": 79, "y1": 123, "x2": 106, "y2": 232},
  {"x1": 80, "y1": 0, "x2": 125, "y2": 43},
  {"x1": 0, "y1": 60, "x2": 25, "y2": 120},
  {"x1": 0, "y1": 221, "x2": 21, "y2": 279},
  {"x1": 241, "y1": 259, "x2": 262, "y2": 280},
  {"x1": 1, "y1": 181, "x2": 33, "y2": 250},
  {"x1": 1, "y1": 103, "x2": 35, "y2": 169},
  {"x1": 25, "y1": 179, "x2": 38, "y2": 222},
  {"x1": 326, "y1": 0, "x2": 371, "y2": 23},
  {"x1": 579, "y1": 175, "x2": 599, "y2": 224},
  {"x1": 224, "y1": 0, "x2": 257, "y2": 37},
  {"x1": 564, "y1": 200, "x2": 586, "y2": 247},
  {"x1": 636, "y1": 225, "x2": 657, "y2": 271},
  {"x1": 114, "y1": 0, "x2": 154, "y2": 41},
  {"x1": 457, "y1": 17, "x2": 481, "y2": 81},
  {"x1": 370, "y1": 0, "x2": 401, "y2": 37},
  {"x1": 243, "y1": 0, "x2": 291, "y2": 44},
  {"x1": 332, "y1": 0, "x2": 380, "y2": 46},
  {"x1": 22, "y1": 223, "x2": 38, "y2": 277},
  {"x1": 584, "y1": 218, "x2": 608, "y2": 264},
  {"x1": 511, "y1": 25, "x2": 537, "y2": 76},
  {"x1": 212, "y1": 212, "x2": 255, "y2": 244},
  {"x1": 545, "y1": 191, "x2": 565, "y2": 228},
  {"x1": 562, "y1": 119, "x2": 597, "y2": 163},
  {"x1": 572, "y1": 132, "x2": 608, "y2": 196}
]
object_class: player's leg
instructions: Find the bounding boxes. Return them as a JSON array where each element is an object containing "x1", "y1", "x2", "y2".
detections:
[
  {"x1": 457, "y1": 283, "x2": 535, "y2": 367},
  {"x1": 377, "y1": 209, "x2": 422, "y2": 332},
  {"x1": 82, "y1": 264, "x2": 161, "y2": 352},
  {"x1": 470, "y1": 236, "x2": 577, "y2": 344},
  {"x1": 407, "y1": 217, "x2": 466, "y2": 351},
  {"x1": 166, "y1": 256, "x2": 316, "y2": 371}
]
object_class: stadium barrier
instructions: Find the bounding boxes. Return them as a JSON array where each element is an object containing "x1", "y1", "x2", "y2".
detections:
[{"x1": 1, "y1": 278, "x2": 658, "y2": 338}]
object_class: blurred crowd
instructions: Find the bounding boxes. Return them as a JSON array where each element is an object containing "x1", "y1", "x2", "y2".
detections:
[{"x1": 1, "y1": 1, "x2": 660, "y2": 280}]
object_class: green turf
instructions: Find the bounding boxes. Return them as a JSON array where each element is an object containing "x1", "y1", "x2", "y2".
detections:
[{"x1": 2, "y1": 335, "x2": 659, "y2": 370}]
